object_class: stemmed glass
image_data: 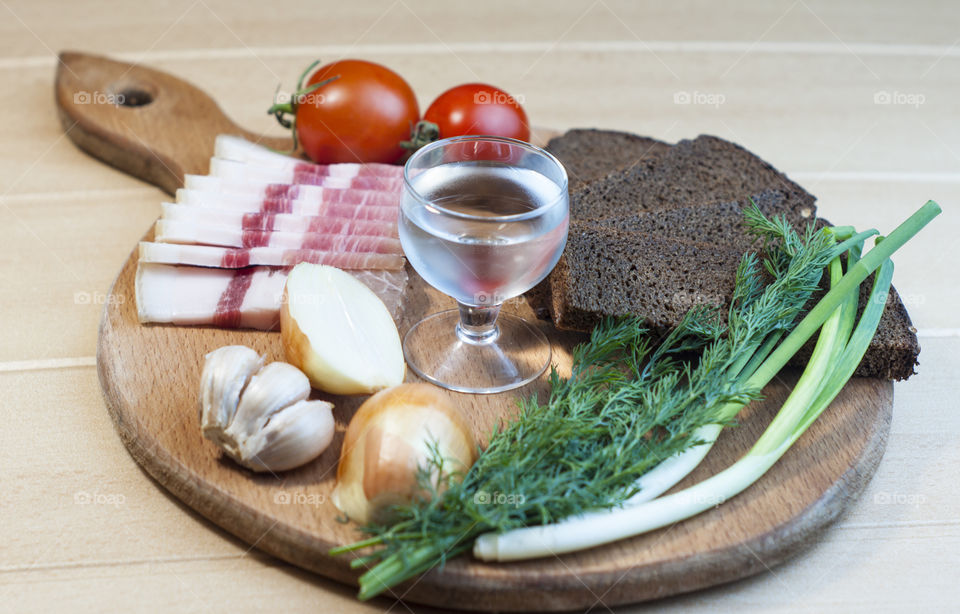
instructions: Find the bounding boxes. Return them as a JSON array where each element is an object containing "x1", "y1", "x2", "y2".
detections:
[{"x1": 399, "y1": 136, "x2": 569, "y2": 394}]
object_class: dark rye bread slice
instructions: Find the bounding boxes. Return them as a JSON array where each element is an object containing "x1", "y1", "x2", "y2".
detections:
[
  {"x1": 526, "y1": 190, "x2": 810, "y2": 318},
  {"x1": 545, "y1": 129, "x2": 671, "y2": 188},
  {"x1": 550, "y1": 226, "x2": 744, "y2": 334},
  {"x1": 570, "y1": 134, "x2": 817, "y2": 220},
  {"x1": 801, "y1": 217, "x2": 919, "y2": 380},
  {"x1": 856, "y1": 285, "x2": 918, "y2": 380},
  {"x1": 584, "y1": 190, "x2": 812, "y2": 247},
  {"x1": 550, "y1": 222, "x2": 919, "y2": 380},
  {"x1": 531, "y1": 129, "x2": 918, "y2": 379},
  {"x1": 531, "y1": 131, "x2": 802, "y2": 318},
  {"x1": 790, "y1": 278, "x2": 919, "y2": 380}
]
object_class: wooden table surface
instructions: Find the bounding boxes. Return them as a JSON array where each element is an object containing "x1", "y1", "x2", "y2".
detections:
[{"x1": 1, "y1": 1, "x2": 957, "y2": 612}]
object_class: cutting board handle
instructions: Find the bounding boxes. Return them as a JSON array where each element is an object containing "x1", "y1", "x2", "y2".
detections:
[{"x1": 54, "y1": 51, "x2": 292, "y2": 195}]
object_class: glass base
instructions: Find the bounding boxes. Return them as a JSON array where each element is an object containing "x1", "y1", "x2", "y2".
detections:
[{"x1": 403, "y1": 310, "x2": 551, "y2": 394}]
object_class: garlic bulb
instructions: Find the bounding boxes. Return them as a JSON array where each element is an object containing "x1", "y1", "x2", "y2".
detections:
[
  {"x1": 199, "y1": 345, "x2": 335, "y2": 472},
  {"x1": 332, "y1": 383, "x2": 476, "y2": 524}
]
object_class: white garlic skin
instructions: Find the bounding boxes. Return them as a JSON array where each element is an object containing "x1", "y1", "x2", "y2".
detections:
[
  {"x1": 199, "y1": 345, "x2": 263, "y2": 447},
  {"x1": 239, "y1": 399, "x2": 335, "y2": 472},
  {"x1": 225, "y1": 362, "x2": 311, "y2": 443},
  {"x1": 198, "y1": 345, "x2": 334, "y2": 473}
]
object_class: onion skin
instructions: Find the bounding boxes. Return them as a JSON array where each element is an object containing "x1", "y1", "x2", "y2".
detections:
[{"x1": 332, "y1": 384, "x2": 476, "y2": 524}]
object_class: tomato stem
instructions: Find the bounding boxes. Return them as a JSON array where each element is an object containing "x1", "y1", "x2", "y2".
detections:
[
  {"x1": 267, "y1": 60, "x2": 340, "y2": 155},
  {"x1": 401, "y1": 120, "x2": 441, "y2": 151}
]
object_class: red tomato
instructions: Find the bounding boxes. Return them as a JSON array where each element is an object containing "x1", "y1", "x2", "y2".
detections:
[
  {"x1": 423, "y1": 83, "x2": 530, "y2": 142},
  {"x1": 296, "y1": 60, "x2": 419, "y2": 164}
]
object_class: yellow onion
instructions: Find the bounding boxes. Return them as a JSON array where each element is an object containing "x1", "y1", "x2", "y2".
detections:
[{"x1": 332, "y1": 383, "x2": 476, "y2": 524}]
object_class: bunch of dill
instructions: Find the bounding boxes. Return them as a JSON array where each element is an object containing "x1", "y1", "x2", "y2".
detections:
[{"x1": 337, "y1": 204, "x2": 839, "y2": 599}]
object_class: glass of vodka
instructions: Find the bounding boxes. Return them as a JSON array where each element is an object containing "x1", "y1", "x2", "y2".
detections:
[{"x1": 400, "y1": 136, "x2": 569, "y2": 394}]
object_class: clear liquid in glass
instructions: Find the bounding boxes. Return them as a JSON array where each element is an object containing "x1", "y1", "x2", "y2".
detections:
[{"x1": 400, "y1": 162, "x2": 569, "y2": 306}]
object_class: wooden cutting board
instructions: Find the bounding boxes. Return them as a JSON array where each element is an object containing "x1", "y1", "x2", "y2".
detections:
[{"x1": 59, "y1": 52, "x2": 893, "y2": 612}]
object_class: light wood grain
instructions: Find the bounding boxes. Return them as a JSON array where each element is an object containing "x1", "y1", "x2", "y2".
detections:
[
  {"x1": 3, "y1": 45, "x2": 960, "y2": 196},
  {"x1": 55, "y1": 52, "x2": 291, "y2": 194},
  {"x1": 0, "y1": 190, "x2": 161, "y2": 363},
  {"x1": 1, "y1": 0, "x2": 959, "y2": 611},
  {"x1": 3, "y1": 0, "x2": 960, "y2": 60},
  {"x1": 97, "y1": 240, "x2": 893, "y2": 611},
  {"x1": 3, "y1": 338, "x2": 957, "y2": 613}
]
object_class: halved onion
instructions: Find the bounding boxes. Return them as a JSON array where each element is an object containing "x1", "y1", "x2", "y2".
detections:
[{"x1": 280, "y1": 263, "x2": 404, "y2": 395}]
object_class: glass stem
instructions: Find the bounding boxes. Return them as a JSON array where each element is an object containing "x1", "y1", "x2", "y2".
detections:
[{"x1": 456, "y1": 302, "x2": 502, "y2": 345}]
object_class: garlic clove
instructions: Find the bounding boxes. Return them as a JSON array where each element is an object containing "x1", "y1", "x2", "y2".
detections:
[
  {"x1": 199, "y1": 345, "x2": 264, "y2": 446},
  {"x1": 234, "y1": 399, "x2": 335, "y2": 472},
  {"x1": 225, "y1": 362, "x2": 311, "y2": 443},
  {"x1": 200, "y1": 345, "x2": 336, "y2": 473}
]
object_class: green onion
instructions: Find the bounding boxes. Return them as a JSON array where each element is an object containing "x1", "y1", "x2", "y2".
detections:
[{"x1": 472, "y1": 201, "x2": 937, "y2": 562}]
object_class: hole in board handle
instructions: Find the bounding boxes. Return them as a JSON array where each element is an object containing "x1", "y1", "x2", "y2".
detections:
[{"x1": 117, "y1": 87, "x2": 154, "y2": 107}]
